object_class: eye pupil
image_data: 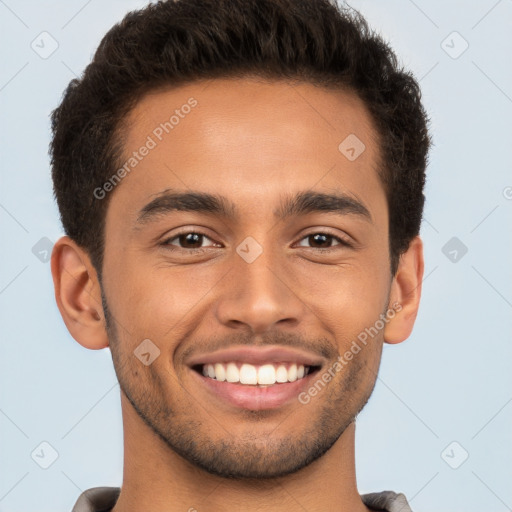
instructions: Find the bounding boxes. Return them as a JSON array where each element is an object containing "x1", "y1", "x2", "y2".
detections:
[
  {"x1": 310, "y1": 233, "x2": 331, "y2": 247},
  {"x1": 180, "y1": 233, "x2": 202, "y2": 248}
]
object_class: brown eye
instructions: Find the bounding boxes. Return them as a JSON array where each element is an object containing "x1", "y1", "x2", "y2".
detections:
[
  {"x1": 177, "y1": 233, "x2": 203, "y2": 248},
  {"x1": 163, "y1": 232, "x2": 217, "y2": 249},
  {"x1": 297, "y1": 232, "x2": 350, "y2": 249}
]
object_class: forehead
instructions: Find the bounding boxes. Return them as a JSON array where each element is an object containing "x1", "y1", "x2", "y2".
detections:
[{"x1": 110, "y1": 77, "x2": 385, "y2": 225}]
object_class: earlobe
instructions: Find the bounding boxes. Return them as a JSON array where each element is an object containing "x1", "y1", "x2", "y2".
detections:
[
  {"x1": 383, "y1": 236, "x2": 424, "y2": 345},
  {"x1": 50, "y1": 236, "x2": 109, "y2": 350}
]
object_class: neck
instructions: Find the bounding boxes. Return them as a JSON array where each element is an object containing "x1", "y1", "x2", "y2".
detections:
[{"x1": 112, "y1": 392, "x2": 372, "y2": 512}]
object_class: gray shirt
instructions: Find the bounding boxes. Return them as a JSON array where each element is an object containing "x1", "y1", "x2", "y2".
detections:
[{"x1": 71, "y1": 487, "x2": 414, "y2": 511}]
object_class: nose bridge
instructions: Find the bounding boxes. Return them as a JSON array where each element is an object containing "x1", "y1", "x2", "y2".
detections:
[{"x1": 215, "y1": 236, "x2": 303, "y2": 332}]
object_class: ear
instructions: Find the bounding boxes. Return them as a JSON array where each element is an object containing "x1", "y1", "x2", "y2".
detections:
[
  {"x1": 50, "y1": 236, "x2": 109, "y2": 349},
  {"x1": 383, "y1": 236, "x2": 424, "y2": 344}
]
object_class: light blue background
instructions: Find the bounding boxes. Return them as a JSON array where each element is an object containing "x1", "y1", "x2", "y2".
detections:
[{"x1": 1, "y1": 1, "x2": 511, "y2": 511}]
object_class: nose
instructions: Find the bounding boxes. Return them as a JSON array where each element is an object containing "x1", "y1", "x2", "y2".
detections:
[{"x1": 214, "y1": 244, "x2": 305, "y2": 334}]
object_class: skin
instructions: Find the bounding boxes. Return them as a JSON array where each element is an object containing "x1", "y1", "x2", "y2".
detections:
[{"x1": 51, "y1": 78, "x2": 423, "y2": 512}]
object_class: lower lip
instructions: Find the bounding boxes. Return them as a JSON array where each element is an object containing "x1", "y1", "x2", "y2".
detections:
[{"x1": 190, "y1": 367, "x2": 319, "y2": 410}]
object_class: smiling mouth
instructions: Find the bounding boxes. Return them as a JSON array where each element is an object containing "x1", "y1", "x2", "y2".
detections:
[{"x1": 191, "y1": 362, "x2": 322, "y2": 387}]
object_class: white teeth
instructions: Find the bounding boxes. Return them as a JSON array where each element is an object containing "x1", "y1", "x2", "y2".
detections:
[
  {"x1": 200, "y1": 362, "x2": 310, "y2": 385},
  {"x1": 225, "y1": 362, "x2": 239, "y2": 383},
  {"x1": 288, "y1": 363, "x2": 297, "y2": 382},
  {"x1": 276, "y1": 365, "x2": 288, "y2": 383},
  {"x1": 214, "y1": 363, "x2": 226, "y2": 381},
  {"x1": 239, "y1": 364, "x2": 257, "y2": 384},
  {"x1": 258, "y1": 364, "x2": 276, "y2": 385}
]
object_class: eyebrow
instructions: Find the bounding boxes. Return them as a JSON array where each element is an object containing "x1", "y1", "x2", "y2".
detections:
[{"x1": 135, "y1": 189, "x2": 372, "y2": 225}]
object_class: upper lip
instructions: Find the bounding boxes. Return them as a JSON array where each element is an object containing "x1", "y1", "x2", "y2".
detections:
[{"x1": 186, "y1": 346, "x2": 326, "y2": 368}]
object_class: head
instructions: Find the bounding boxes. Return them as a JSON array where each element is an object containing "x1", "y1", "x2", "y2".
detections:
[{"x1": 50, "y1": 0, "x2": 429, "y2": 479}]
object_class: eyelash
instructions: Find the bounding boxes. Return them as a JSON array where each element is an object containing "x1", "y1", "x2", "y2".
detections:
[{"x1": 160, "y1": 230, "x2": 353, "y2": 252}]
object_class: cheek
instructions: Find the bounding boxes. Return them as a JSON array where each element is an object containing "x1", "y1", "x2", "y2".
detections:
[
  {"x1": 109, "y1": 260, "x2": 226, "y2": 340},
  {"x1": 290, "y1": 260, "x2": 390, "y2": 342},
  {"x1": 105, "y1": 238, "x2": 390, "y2": 348}
]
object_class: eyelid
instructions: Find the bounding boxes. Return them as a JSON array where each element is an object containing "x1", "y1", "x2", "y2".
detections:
[
  {"x1": 160, "y1": 227, "x2": 353, "y2": 252},
  {"x1": 294, "y1": 230, "x2": 353, "y2": 249},
  {"x1": 161, "y1": 229, "x2": 221, "y2": 248}
]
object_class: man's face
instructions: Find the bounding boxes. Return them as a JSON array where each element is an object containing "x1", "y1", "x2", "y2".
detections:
[{"x1": 100, "y1": 78, "x2": 392, "y2": 478}]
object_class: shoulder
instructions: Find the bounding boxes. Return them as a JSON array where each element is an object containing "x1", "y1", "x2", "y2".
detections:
[
  {"x1": 361, "y1": 490, "x2": 413, "y2": 512},
  {"x1": 71, "y1": 486, "x2": 121, "y2": 512}
]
